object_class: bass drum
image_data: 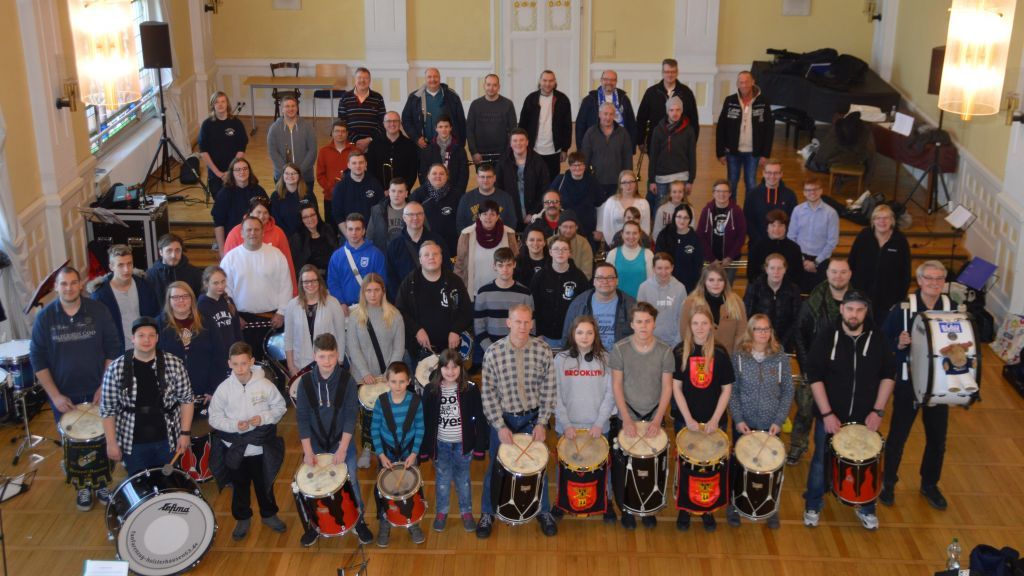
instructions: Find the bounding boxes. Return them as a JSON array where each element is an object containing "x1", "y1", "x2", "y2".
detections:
[
  {"x1": 910, "y1": 311, "x2": 979, "y2": 406},
  {"x1": 105, "y1": 468, "x2": 216, "y2": 576},
  {"x1": 262, "y1": 328, "x2": 288, "y2": 386}
]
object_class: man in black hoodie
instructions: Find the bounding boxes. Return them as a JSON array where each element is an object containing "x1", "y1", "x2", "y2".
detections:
[
  {"x1": 636, "y1": 58, "x2": 700, "y2": 151},
  {"x1": 518, "y1": 70, "x2": 572, "y2": 182},
  {"x1": 395, "y1": 241, "x2": 472, "y2": 359},
  {"x1": 145, "y1": 233, "x2": 203, "y2": 303}
]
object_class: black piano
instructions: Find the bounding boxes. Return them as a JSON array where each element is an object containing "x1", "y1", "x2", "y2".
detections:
[{"x1": 751, "y1": 60, "x2": 901, "y2": 123}]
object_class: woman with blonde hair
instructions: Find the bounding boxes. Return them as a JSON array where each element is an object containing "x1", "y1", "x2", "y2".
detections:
[
  {"x1": 282, "y1": 265, "x2": 347, "y2": 377},
  {"x1": 158, "y1": 281, "x2": 224, "y2": 399},
  {"x1": 726, "y1": 313, "x2": 792, "y2": 528},
  {"x1": 680, "y1": 263, "x2": 747, "y2": 354},
  {"x1": 346, "y1": 272, "x2": 405, "y2": 469},
  {"x1": 597, "y1": 169, "x2": 650, "y2": 246},
  {"x1": 848, "y1": 203, "x2": 910, "y2": 323}
]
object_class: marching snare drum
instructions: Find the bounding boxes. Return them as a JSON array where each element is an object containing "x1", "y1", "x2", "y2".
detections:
[
  {"x1": 0, "y1": 340, "x2": 34, "y2": 391},
  {"x1": 179, "y1": 406, "x2": 213, "y2": 483},
  {"x1": 376, "y1": 464, "x2": 427, "y2": 527},
  {"x1": 675, "y1": 428, "x2": 730, "y2": 513},
  {"x1": 105, "y1": 468, "x2": 217, "y2": 576},
  {"x1": 829, "y1": 423, "x2": 884, "y2": 506},
  {"x1": 414, "y1": 354, "x2": 439, "y2": 394},
  {"x1": 59, "y1": 403, "x2": 112, "y2": 489},
  {"x1": 731, "y1": 431, "x2": 786, "y2": 520},
  {"x1": 293, "y1": 454, "x2": 361, "y2": 537},
  {"x1": 614, "y1": 421, "x2": 669, "y2": 516},
  {"x1": 358, "y1": 376, "x2": 389, "y2": 412},
  {"x1": 494, "y1": 433, "x2": 550, "y2": 525},
  {"x1": 911, "y1": 311, "x2": 979, "y2": 406},
  {"x1": 287, "y1": 365, "x2": 313, "y2": 407},
  {"x1": 556, "y1": 432, "x2": 610, "y2": 516}
]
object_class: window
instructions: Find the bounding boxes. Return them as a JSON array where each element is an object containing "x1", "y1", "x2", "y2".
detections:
[{"x1": 86, "y1": 0, "x2": 162, "y2": 155}]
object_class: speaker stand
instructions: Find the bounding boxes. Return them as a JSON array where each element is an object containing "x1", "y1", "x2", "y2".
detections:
[{"x1": 140, "y1": 79, "x2": 210, "y2": 205}]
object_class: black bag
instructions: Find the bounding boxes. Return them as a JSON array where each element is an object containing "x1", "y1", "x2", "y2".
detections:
[
  {"x1": 180, "y1": 156, "x2": 201, "y2": 184},
  {"x1": 818, "y1": 54, "x2": 869, "y2": 90},
  {"x1": 968, "y1": 545, "x2": 1020, "y2": 576}
]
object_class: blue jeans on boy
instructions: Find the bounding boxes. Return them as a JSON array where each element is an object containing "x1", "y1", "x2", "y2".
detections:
[
  {"x1": 803, "y1": 417, "x2": 876, "y2": 515},
  {"x1": 435, "y1": 440, "x2": 473, "y2": 515},
  {"x1": 481, "y1": 410, "x2": 550, "y2": 515},
  {"x1": 123, "y1": 440, "x2": 173, "y2": 476},
  {"x1": 726, "y1": 153, "x2": 759, "y2": 201}
]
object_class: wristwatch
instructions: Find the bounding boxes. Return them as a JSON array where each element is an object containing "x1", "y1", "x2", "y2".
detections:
[{"x1": 872, "y1": 409, "x2": 885, "y2": 418}]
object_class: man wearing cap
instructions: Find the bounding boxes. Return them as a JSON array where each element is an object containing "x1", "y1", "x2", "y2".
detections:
[
  {"x1": 100, "y1": 316, "x2": 195, "y2": 475},
  {"x1": 546, "y1": 213, "x2": 593, "y2": 280},
  {"x1": 801, "y1": 290, "x2": 895, "y2": 531}
]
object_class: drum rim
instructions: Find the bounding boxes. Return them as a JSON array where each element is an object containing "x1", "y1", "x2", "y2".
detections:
[
  {"x1": 105, "y1": 467, "x2": 205, "y2": 534},
  {"x1": 675, "y1": 428, "x2": 731, "y2": 466},
  {"x1": 733, "y1": 431, "x2": 786, "y2": 473},
  {"x1": 59, "y1": 403, "x2": 105, "y2": 441},
  {"x1": 497, "y1": 433, "x2": 549, "y2": 475},
  {"x1": 0, "y1": 339, "x2": 31, "y2": 361},
  {"x1": 112, "y1": 487, "x2": 217, "y2": 575},
  {"x1": 375, "y1": 464, "x2": 424, "y2": 501},
  {"x1": 616, "y1": 422, "x2": 669, "y2": 457},
  {"x1": 293, "y1": 453, "x2": 349, "y2": 497},
  {"x1": 556, "y1": 433, "x2": 610, "y2": 471},
  {"x1": 357, "y1": 381, "x2": 390, "y2": 410}
]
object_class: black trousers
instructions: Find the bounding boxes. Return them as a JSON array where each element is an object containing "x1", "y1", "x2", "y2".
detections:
[
  {"x1": 883, "y1": 382, "x2": 948, "y2": 488},
  {"x1": 538, "y1": 153, "x2": 562, "y2": 186},
  {"x1": 230, "y1": 454, "x2": 279, "y2": 520}
]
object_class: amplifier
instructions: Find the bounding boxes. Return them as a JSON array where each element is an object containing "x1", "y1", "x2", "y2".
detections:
[{"x1": 86, "y1": 198, "x2": 170, "y2": 270}]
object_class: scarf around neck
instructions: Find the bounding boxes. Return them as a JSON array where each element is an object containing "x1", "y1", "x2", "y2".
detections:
[{"x1": 475, "y1": 219, "x2": 505, "y2": 249}]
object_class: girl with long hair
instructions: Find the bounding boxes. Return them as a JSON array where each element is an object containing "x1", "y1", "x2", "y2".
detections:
[{"x1": 680, "y1": 263, "x2": 747, "y2": 354}]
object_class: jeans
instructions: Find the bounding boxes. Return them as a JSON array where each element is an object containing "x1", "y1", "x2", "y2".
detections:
[
  {"x1": 344, "y1": 443, "x2": 365, "y2": 510},
  {"x1": 230, "y1": 454, "x2": 279, "y2": 520},
  {"x1": 481, "y1": 410, "x2": 550, "y2": 515},
  {"x1": 803, "y1": 417, "x2": 876, "y2": 515},
  {"x1": 726, "y1": 153, "x2": 758, "y2": 201},
  {"x1": 883, "y1": 383, "x2": 948, "y2": 489},
  {"x1": 647, "y1": 181, "x2": 672, "y2": 220},
  {"x1": 434, "y1": 440, "x2": 473, "y2": 515},
  {"x1": 123, "y1": 440, "x2": 173, "y2": 476}
]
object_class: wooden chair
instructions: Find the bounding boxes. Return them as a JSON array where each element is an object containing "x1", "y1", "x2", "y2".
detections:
[
  {"x1": 270, "y1": 62, "x2": 300, "y2": 120},
  {"x1": 313, "y1": 63, "x2": 348, "y2": 117},
  {"x1": 829, "y1": 163, "x2": 865, "y2": 196}
]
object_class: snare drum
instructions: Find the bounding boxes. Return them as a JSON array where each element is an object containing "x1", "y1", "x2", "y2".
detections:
[
  {"x1": 829, "y1": 423, "x2": 884, "y2": 506},
  {"x1": 287, "y1": 366, "x2": 313, "y2": 407},
  {"x1": 376, "y1": 464, "x2": 427, "y2": 527},
  {"x1": 614, "y1": 421, "x2": 669, "y2": 516},
  {"x1": 59, "y1": 403, "x2": 112, "y2": 489},
  {"x1": 675, "y1": 428, "x2": 730, "y2": 513},
  {"x1": 292, "y1": 454, "x2": 361, "y2": 537},
  {"x1": 105, "y1": 468, "x2": 216, "y2": 576},
  {"x1": 264, "y1": 328, "x2": 286, "y2": 373},
  {"x1": 414, "y1": 355, "x2": 439, "y2": 393},
  {"x1": 179, "y1": 407, "x2": 213, "y2": 483},
  {"x1": 911, "y1": 311, "x2": 979, "y2": 406},
  {"x1": 731, "y1": 431, "x2": 785, "y2": 520},
  {"x1": 494, "y1": 433, "x2": 549, "y2": 525},
  {"x1": 0, "y1": 340, "x2": 34, "y2": 391},
  {"x1": 556, "y1": 432, "x2": 610, "y2": 516},
  {"x1": 358, "y1": 376, "x2": 389, "y2": 412}
]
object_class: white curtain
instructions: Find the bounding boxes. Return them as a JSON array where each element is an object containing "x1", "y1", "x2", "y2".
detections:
[
  {"x1": 155, "y1": 0, "x2": 191, "y2": 159},
  {"x1": 0, "y1": 108, "x2": 35, "y2": 340}
]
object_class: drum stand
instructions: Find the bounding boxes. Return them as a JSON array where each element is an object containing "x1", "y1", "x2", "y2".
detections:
[
  {"x1": 10, "y1": 389, "x2": 55, "y2": 466},
  {"x1": 337, "y1": 542, "x2": 368, "y2": 576}
]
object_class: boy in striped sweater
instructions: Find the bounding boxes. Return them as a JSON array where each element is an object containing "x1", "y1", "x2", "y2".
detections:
[{"x1": 473, "y1": 248, "x2": 534, "y2": 358}]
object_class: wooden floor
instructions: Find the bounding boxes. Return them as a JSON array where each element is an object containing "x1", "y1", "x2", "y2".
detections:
[{"x1": 1, "y1": 118, "x2": 1010, "y2": 576}]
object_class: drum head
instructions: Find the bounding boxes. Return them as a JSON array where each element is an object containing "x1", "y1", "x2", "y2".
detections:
[
  {"x1": 376, "y1": 465, "x2": 422, "y2": 500},
  {"x1": 415, "y1": 355, "x2": 439, "y2": 386},
  {"x1": 617, "y1": 421, "x2": 669, "y2": 457},
  {"x1": 676, "y1": 428, "x2": 730, "y2": 466},
  {"x1": 59, "y1": 403, "x2": 104, "y2": 441},
  {"x1": 358, "y1": 378, "x2": 389, "y2": 411},
  {"x1": 557, "y1": 433, "x2": 610, "y2": 471},
  {"x1": 0, "y1": 340, "x2": 30, "y2": 361},
  {"x1": 295, "y1": 454, "x2": 349, "y2": 497},
  {"x1": 497, "y1": 433, "x2": 549, "y2": 475},
  {"x1": 734, "y1": 431, "x2": 786, "y2": 473},
  {"x1": 264, "y1": 330, "x2": 286, "y2": 362},
  {"x1": 831, "y1": 424, "x2": 883, "y2": 461}
]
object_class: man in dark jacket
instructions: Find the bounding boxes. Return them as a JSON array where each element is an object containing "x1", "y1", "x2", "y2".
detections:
[
  {"x1": 402, "y1": 68, "x2": 467, "y2": 147},
  {"x1": 746, "y1": 209, "x2": 803, "y2": 285},
  {"x1": 412, "y1": 164, "x2": 463, "y2": 255},
  {"x1": 385, "y1": 202, "x2": 449, "y2": 299},
  {"x1": 560, "y1": 262, "x2": 635, "y2": 350},
  {"x1": 636, "y1": 58, "x2": 700, "y2": 150},
  {"x1": 518, "y1": 70, "x2": 572, "y2": 182},
  {"x1": 90, "y1": 244, "x2": 161, "y2": 351},
  {"x1": 145, "y1": 233, "x2": 203, "y2": 303},
  {"x1": 367, "y1": 111, "x2": 419, "y2": 188},
  {"x1": 716, "y1": 71, "x2": 774, "y2": 199},
  {"x1": 743, "y1": 160, "x2": 798, "y2": 246},
  {"x1": 743, "y1": 253, "x2": 802, "y2": 351},
  {"x1": 575, "y1": 70, "x2": 637, "y2": 150},
  {"x1": 330, "y1": 151, "x2": 384, "y2": 229},
  {"x1": 395, "y1": 241, "x2": 473, "y2": 359},
  {"x1": 495, "y1": 129, "x2": 550, "y2": 230}
]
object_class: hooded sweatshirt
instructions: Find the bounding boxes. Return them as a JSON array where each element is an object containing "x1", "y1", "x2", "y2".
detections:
[
  {"x1": 554, "y1": 350, "x2": 616, "y2": 434},
  {"x1": 696, "y1": 200, "x2": 746, "y2": 261}
]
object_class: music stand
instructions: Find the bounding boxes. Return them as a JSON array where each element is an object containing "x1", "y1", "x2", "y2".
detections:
[{"x1": 945, "y1": 204, "x2": 976, "y2": 271}]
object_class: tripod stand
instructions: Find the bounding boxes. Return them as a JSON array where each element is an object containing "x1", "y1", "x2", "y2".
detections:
[
  {"x1": 140, "y1": 79, "x2": 210, "y2": 204},
  {"x1": 897, "y1": 111, "x2": 950, "y2": 215}
]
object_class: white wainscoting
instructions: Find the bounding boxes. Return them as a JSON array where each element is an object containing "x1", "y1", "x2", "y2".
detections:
[
  {"x1": 589, "y1": 63, "x2": 718, "y2": 127},
  {"x1": 168, "y1": 74, "x2": 201, "y2": 146}
]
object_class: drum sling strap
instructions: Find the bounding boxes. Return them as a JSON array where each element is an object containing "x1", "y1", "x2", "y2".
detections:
[
  {"x1": 120, "y1": 351, "x2": 171, "y2": 413},
  {"x1": 365, "y1": 320, "x2": 388, "y2": 374},
  {"x1": 378, "y1": 394, "x2": 421, "y2": 460},
  {"x1": 301, "y1": 371, "x2": 348, "y2": 451}
]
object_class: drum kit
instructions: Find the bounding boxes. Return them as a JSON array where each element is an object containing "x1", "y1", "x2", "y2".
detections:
[
  {"x1": 292, "y1": 453, "x2": 362, "y2": 538},
  {"x1": 494, "y1": 433, "x2": 550, "y2": 525},
  {"x1": 555, "y1": 432, "x2": 610, "y2": 516},
  {"x1": 0, "y1": 339, "x2": 53, "y2": 466}
]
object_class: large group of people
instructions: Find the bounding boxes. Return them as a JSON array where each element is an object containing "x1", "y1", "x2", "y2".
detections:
[{"x1": 30, "y1": 61, "x2": 962, "y2": 555}]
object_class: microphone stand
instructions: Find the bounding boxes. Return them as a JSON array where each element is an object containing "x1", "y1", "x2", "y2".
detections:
[{"x1": 140, "y1": 74, "x2": 211, "y2": 205}]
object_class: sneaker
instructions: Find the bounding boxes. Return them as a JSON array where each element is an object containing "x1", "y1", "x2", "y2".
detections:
[
  {"x1": 433, "y1": 513, "x2": 447, "y2": 532},
  {"x1": 782, "y1": 417, "x2": 793, "y2": 434},
  {"x1": 408, "y1": 524, "x2": 426, "y2": 544},
  {"x1": 94, "y1": 485, "x2": 111, "y2": 505},
  {"x1": 376, "y1": 523, "x2": 391, "y2": 548},
  {"x1": 803, "y1": 509, "x2": 820, "y2": 527},
  {"x1": 550, "y1": 508, "x2": 565, "y2": 522},
  {"x1": 855, "y1": 508, "x2": 879, "y2": 531},
  {"x1": 357, "y1": 450, "x2": 372, "y2": 469},
  {"x1": 701, "y1": 513, "x2": 717, "y2": 532},
  {"x1": 461, "y1": 513, "x2": 476, "y2": 532},
  {"x1": 767, "y1": 513, "x2": 780, "y2": 530},
  {"x1": 76, "y1": 488, "x2": 94, "y2": 512},
  {"x1": 261, "y1": 515, "x2": 287, "y2": 533},
  {"x1": 232, "y1": 518, "x2": 251, "y2": 540},
  {"x1": 602, "y1": 508, "x2": 617, "y2": 524},
  {"x1": 475, "y1": 514, "x2": 493, "y2": 539},
  {"x1": 726, "y1": 506, "x2": 741, "y2": 527},
  {"x1": 641, "y1": 515, "x2": 657, "y2": 529},
  {"x1": 355, "y1": 521, "x2": 374, "y2": 545},
  {"x1": 786, "y1": 446, "x2": 806, "y2": 466},
  {"x1": 676, "y1": 511, "x2": 690, "y2": 531},
  {"x1": 537, "y1": 512, "x2": 558, "y2": 537},
  {"x1": 300, "y1": 528, "x2": 319, "y2": 547},
  {"x1": 620, "y1": 512, "x2": 637, "y2": 530},
  {"x1": 920, "y1": 486, "x2": 948, "y2": 511},
  {"x1": 879, "y1": 484, "x2": 895, "y2": 507}
]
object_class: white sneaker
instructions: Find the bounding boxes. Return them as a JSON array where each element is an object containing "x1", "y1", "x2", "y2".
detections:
[
  {"x1": 357, "y1": 449, "x2": 372, "y2": 469},
  {"x1": 855, "y1": 508, "x2": 879, "y2": 531},
  {"x1": 803, "y1": 509, "x2": 820, "y2": 527}
]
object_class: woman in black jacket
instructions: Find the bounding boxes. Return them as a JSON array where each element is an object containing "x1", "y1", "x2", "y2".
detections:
[
  {"x1": 289, "y1": 203, "x2": 339, "y2": 281},
  {"x1": 654, "y1": 203, "x2": 702, "y2": 293},
  {"x1": 848, "y1": 204, "x2": 911, "y2": 323}
]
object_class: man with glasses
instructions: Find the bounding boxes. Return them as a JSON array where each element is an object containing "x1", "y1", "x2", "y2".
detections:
[
  {"x1": 788, "y1": 178, "x2": 839, "y2": 292},
  {"x1": 743, "y1": 158, "x2": 797, "y2": 246},
  {"x1": 385, "y1": 202, "x2": 448, "y2": 298},
  {"x1": 636, "y1": 58, "x2": 700, "y2": 151},
  {"x1": 368, "y1": 111, "x2": 419, "y2": 189},
  {"x1": 527, "y1": 191, "x2": 576, "y2": 238},
  {"x1": 576, "y1": 70, "x2": 638, "y2": 152},
  {"x1": 561, "y1": 262, "x2": 635, "y2": 350},
  {"x1": 549, "y1": 152, "x2": 602, "y2": 236},
  {"x1": 879, "y1": 261, "x2": 954, "y2": 511}
]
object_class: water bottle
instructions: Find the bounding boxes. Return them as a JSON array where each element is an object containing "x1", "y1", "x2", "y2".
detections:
[{"x1": 947, "y1": 537, "x2": 962, "y2": 570}]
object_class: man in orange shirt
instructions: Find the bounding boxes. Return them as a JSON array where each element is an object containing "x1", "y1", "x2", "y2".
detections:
[{"x1": 316, "y1": 120, "x2": 357, "y2": 229}]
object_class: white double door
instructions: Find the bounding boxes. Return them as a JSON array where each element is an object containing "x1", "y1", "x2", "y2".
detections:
[{"x1": 501, "y1": 0, "x2": 582, "y2": 116}]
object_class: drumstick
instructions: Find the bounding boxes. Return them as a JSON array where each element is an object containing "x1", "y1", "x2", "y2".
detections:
[
  {"x1": 63, "y1": 405, "x2": 95, "y2": 431},
  {"x1": 514, "y1": 437, "x2": 537, "y2": 464},
  {"x1": 751, "y1": 433, "x2": 772, "y2": 465},
  {"x1": 395, "y1": 464, "x2": 409, "y2": 491},
  {"x1": 162, "y1": 450, "x2": 184, "y2": 476}
]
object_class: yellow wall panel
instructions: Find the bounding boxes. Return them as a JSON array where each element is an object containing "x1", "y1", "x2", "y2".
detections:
[
  {"x1": 0, "y1": 1, "x2": 43, "y2": 214},
  {"x1": 212, "y1": 0, "x2": 365, "y2": 60},
  {"x1": 169, "y1": 0, "x2": 195, "y2": 79},
  {"x1": 591, "y1": 0, "x2": 673, "y2": 62},
  {"x1": 408, "y1": 0, "x2": 490, "y2": 61}
]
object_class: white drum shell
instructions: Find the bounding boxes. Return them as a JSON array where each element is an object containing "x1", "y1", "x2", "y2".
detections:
[{"x1": 910, "y1": 311, "x2": 978, "y2": 406}]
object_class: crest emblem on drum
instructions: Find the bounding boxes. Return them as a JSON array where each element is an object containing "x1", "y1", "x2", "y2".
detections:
[
  {"x1": 689, "y1": 357, "x2": 712, "y2": 389},
  {"x1": 689, "y1": 475, "x2": 720, "y2": 506},
  {"x1": 567, "y1": 480, "x2": 598, "y2": 511},
  {"x1": 77, "y1": 450, "x2": 98, "y2": 468}
]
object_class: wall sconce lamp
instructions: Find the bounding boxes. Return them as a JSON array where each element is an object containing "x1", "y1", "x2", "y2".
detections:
[{"x1": 864, "y1": 1, "x2": 882, "y2": 22}]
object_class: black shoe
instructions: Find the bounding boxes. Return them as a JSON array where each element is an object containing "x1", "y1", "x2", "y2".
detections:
[
  {"x1": 355, "y1": 521, "x2": 374, "y2": 545},
  {"x1": 701, "y1": 513, "x2": 717, "y2": 532},
  {"x1": 537, "y1": 513, "x2": 558, "y2": 537},
  {"x1": 602, "y1": 508, "x2": 617, "y2": 524},
  {"x1": 620, "y1": 512, "x2": 637, "y2": 530},
  {"x1": 300, "y1": 528, "x2": 318, "y2": 547},
  {"x1": 641, "y1": 515, "x2": 657, "y2": 528},
  {"x1": 920, "y1": 485, "x2": 948, "y2": 511},
  {"x1": 726, "y1": 506, "x2": 741, "y2": 527},
  {"x1": 676, "y1": 511, "x2": 690, "y2": 531},
  {"x1": 475, "y1": 514, "x2": 494, "y2": 539},
  {"x1": 786, "y1": 446, "x2": 806, "y2": 466},
  {"x1": 550, "y1": 508, "x2": 565, "y2": 522},
  {"x1": 879, "y1": 484, "x2": 895, "y2": 507}
]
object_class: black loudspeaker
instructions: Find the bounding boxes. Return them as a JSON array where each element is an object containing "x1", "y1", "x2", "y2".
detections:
[
  {"x1": 140, "y1": 21, "x2": 173, "y2": 70},
  {"x1": 928, "y1": 46, "x2": 946, "y2": 96}
]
